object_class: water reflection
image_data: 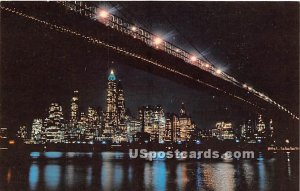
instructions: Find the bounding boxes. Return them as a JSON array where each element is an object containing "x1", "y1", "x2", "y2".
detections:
[
  {"x1": 153, "y1": 162, "x2": 166, "y2": 191},
  {"x1": 176, "y1": 163, "x2": 188, "y2": 190},
  {"x1": 44, "y1": 164, "x2": 61, "y2": 190},
  {"x1": 1, "y1": 152, "x2": 298, "y2": 191},
  {"x1": 29, "y1": 164, "x2": 39, "y2": 190}
]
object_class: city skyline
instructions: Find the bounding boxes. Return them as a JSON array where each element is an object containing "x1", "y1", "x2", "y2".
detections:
[
  {"x1": 14, "y1": 69, "x2": 275, "y2": 145},
  {"x1": 1, "y1": 2, "x2": 298, "y2": 141}
]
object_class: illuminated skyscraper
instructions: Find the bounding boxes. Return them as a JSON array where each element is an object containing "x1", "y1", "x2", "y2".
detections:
[
  {"x1": 85, "y1": 107, "x2": 101, "y2": 142},
  {"x1": 240, "y1": 119, "x2": 256, "y2": 143},
  {"x1": 126, "y1": 118, "x2": 142, "y2": 143},
  {"x1": 77, "y1": 112, "x2": 88, "y2": 142},
  {"x1": 44, "y1": 103, "x2": 65, "y2": 143},
  {"x1": 255, "y1": 115, "x2": 267, "y2": 142},
  {"x1": 31, "y1": 119, "x2": 43, "y2": 144},
  {"x1": 0, "y1": 128, "x2": 8, "y2": 147},
  {"x1": 139, "y1": 105, "x2": 166, "y2": 142},
  {"x1": 70, "y1": 90, "x2": 79, "y2": 123},
  {"x1": 269, "y1": 119, "x2": 274, "y2": 138},
  {"x1": 0, "y1": 128, "x2": 7, "y2": 140},
  {"x1": 103, "y1": 70, "x2": 117, "y2": 140},
  {"x1": 117, "y1": 80, "x2": 126, "y2": 122},
  {"x1": 256, "y1": 115, "x2": 266, "y2": 132},
  {"x1": 17, "y1": 125, "x2": 28, "y2": 141},
  {"x1": 177, "y1": 103, "x2": 195, "y2": 142},
  {"x1": 103, "y1": 70, "x2": 127, "y2": 142},
  {"x1": 165, "y1": 113, "x2": 179, "y2": 142},
  {"x1": 114, "y1": 80, "x2": 128, "y2": 142},
  {"x1": 216, "y1": 122, "x2": 235, "y2": 140}
]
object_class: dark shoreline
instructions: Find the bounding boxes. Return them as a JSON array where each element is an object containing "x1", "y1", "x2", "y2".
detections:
[
  {"x1": 4, "y1": 142, "x2": 299, "y2": 152},
  {"x1": 2, "y1": 142, "x2": 298, "y2": 159}
]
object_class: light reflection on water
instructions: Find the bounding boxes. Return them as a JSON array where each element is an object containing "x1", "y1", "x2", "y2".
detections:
[
  {"x1": 1, "y1": 152, "x2": 299, "y2": 191},
  {"x1": 44, "y1": 164, "x2": 61, "y2": 190},
  {"x1": 29, "y1": 164, "x2": 39, "y2": 191}
]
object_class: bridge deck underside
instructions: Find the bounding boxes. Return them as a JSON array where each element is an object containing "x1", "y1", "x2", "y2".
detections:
[{"x1": 1, "y1": 2, "x2": 288, "y2": 119}]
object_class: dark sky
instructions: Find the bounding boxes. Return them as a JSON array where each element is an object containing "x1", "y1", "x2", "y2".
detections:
[{"x1": 1, "y1": 2, "x2": 299, "y2": 137}]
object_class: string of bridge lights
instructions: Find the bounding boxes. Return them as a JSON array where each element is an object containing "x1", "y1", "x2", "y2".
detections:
[
  {"x1": 1, "y1": 4, "x2": 298, "y2": 121},
  {"x1": 86, "y1": 4, "x2": 298, "y2": 121}
]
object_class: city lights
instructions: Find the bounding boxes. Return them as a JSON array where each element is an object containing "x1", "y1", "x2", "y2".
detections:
[
  {"x1": 216, "y1": 69, "x2": 222, "y2": 74},
  {"x1": 8, "y1": 140, "x2": 15, "y2": 145},
  {"x1": 153, "y1": 37, "x2": 162, "y2": 45},
  {"x1": 190, "y1": 55, "x2": 197, "y2": 62},
  {"x1": 98, "y1": 9, "x2": 109, "y2": 18},
  {"x1": 131, "y1": 26, "x2": 137, "y2": 32}
]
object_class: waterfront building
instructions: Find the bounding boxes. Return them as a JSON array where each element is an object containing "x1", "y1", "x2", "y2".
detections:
[
  {"x1": 139, "y1": 105, "x2": 166, "y2": 143},
  {"x1": 103, "y1": 70, "x2": 118, "y2": 141},
  {"x1": 0, "y1": 127, "x2": 8, "y2": 147},
  {"x1": 17, "y1": 125, "x2": 28, "y2": 141},
  {"x1": 31, "y1": 119, "x2": 43, "y2": 144},
  {"x1": 200, "y1": 128, "x2": 213, "y2": 140},
  {"x1": 44, "y1": 103, "x2": 65, "y2": 143},
  {"x1": 215, "y1": 122, "x2": 235, "y2": 140},
  {"x1": 254, "y1": 115, "x2": 267, "y2": 142},
  {"x1": 256, "y1": 115, "x2": 266, "y2": 132},
  {"x1": 269, "y1": 119, "x2": 274, "y2": 138},
  {"x1": 240, "y1": 119, "x2": 256, "y2": 142},
  {"x1": 103, "y1": 70, "x2": 128, "y2": 143},
  {"x1": 70, "y1": 90, "x2": 79, "y2": 123},
  {"x1": 177, "y1": 103, "x2": 195, "y2": 142},
  {"x1": 0, "y1": 128, "x2": 7, "y2": 141},
  {"x1": 126, "y1": 118, "x2": 142, "y2": 143},
  {"x1": 85, "y1": 107, "x2": 101, "y2": 142}
]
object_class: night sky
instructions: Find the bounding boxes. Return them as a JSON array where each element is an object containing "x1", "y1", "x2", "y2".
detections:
[{"x1": 1, "y1": 2, "x2": 299, "y2": 138}]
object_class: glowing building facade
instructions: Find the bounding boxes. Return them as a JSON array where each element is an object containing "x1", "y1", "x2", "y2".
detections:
[
  {"x1": 44, "y1": 103, "x2": 65, "y2": 143},
  {"x1": 70, "y1": 90, "x2": 79, "y2": 123},
  {"x1": 85, "y1": 107, "x2": 101, "y2": 142},
  {"x1": 215, "y1": 122, "x2": 235, "y2": 140},
  {"x1": 139, "y1": 105, "x2": 166, "y2": 143},
  {"x1": 31, "y1": 119, "x2": 43, "y2": 144},
  {"x1": 103, "y1": 70, "x2": 127, "y2": 142},
  {"x1": 164, "y1": 113, "x2": 179, "y2": 142},
  {"x1": 177, "y1": 103, "x2": 195, "y2": 142},
  {"x1": 17, "y1": 125, "x2": 28, "y2": 141},
  {"x1": 126, "y1": 118, "x2": 142, "y2": 143}
]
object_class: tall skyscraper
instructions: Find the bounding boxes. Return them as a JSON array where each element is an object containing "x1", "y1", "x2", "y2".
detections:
[
  {"x1": 70, "y1": 90, "x2": 79, "y2": 123},
  {"x1": 254, "y1": 115, "x2": 267, "y2": 142},
  {"x1": 103, "y1": 70, "x2": 117, "y2": 140},
  {"x1": 85, "y1": 107, "x2": 101, "y2": 142},
  {"x1": 115, "y1": 80, "x2": 128, "y2": 142},
  {"x1": 139, "y1": 105, "x2": 166, "y2": 143},
  {"x1": 215, "y1": 122, "x2": 235, "y2": 140},
  {"x1": 256, "y1": 115, "x2": 266, "y2": 132},
  {"x1": 177, "y1": 103, "x2": 195, "y2": 142},
  {"x1": 0, "y1": 128, "x2": 8, "y2": 147},
  {"x1": 17, "y1": 125, "x2": 28, "y2": 141},
  {"x1": 44, "y1": 103, "x2": 65, "y2": 143},
  {"x1": 126, "y1": 118, "x2": 142, "y2": 143},
  {"x1": 31, "y1": 119, "x2": 43, "y2": 144},
  {"x1": 103, "y1": 70, "x2": 127, "y2": 142},
  {"x1": 165, "y1": 113, "x2": 179, "y2": 142},
  {"x1": 269, "y1": 119, "x2": 274, "y2": 138}
]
